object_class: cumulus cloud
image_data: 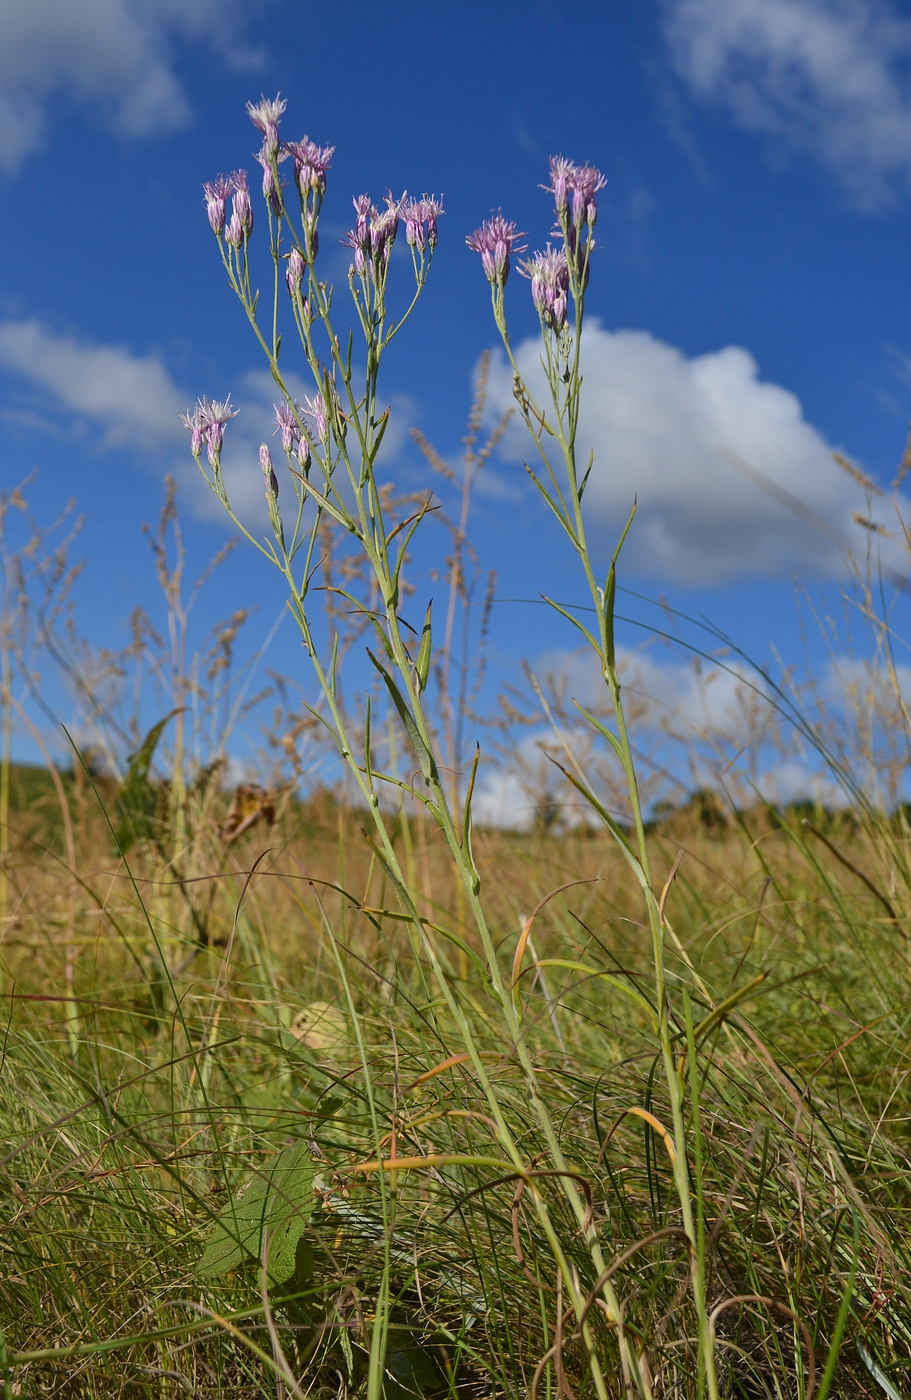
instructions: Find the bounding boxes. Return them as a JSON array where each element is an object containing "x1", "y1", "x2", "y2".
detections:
[
  {"x1": 0, "y1": 317, "x2": 416, "y2": 523},
  {"x1": 471, "y1": 642, "x2": 861, "y2": 828},
  {"x1": 661, "y1": 0, "x2": 911, "y2": 208},
  {"x1": 486, "y1": 321, "x2": 872, "y2": 586},
  {"x1": 0, "y1": 0, "x2": 265, "y2": 172},
  {"x1": 0, "y1": 317, "x2": 187, "y2": 447}
]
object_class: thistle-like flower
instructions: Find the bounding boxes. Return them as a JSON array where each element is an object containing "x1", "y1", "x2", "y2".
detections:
[
  {"x1": 402, "y1": 195, "x2": 444, "y2": 252},
  {"x1": 181, "y1": 396, "x2": 238, "y2": 465},
  {"x1": 342, "y1": 192, "x2": 403, "y2": 277},
  {"x1": 466, "y1": 213, "x2": 526, "y2": 286},
  {"x1": 284, "y1": 137, "x2": 334, "y2": 197},
  {"x1": 519, "y1": 245, "x2": 570, "y2": 330},
  {"x1": 300, "y1": 392, "x2": 328, "y2": 444},
  {"x1": 286, "y1": 246, "x2": 305, "y2": 297},
  {"x1": 199, "y1": 395, "x2": 239, "y2": 463},
  {"x1": 273, "y1": 400, "x2": 301, "y2": 455},
  {"x1": 545, "y1": 156, "x2": 606, "y2": 228},
  {"x1": 228, "y1": 169, "x2": 253, "y2": 240},
  {"x1": 247, "y1": 94, "x2": 287, "y2": 159},
  {"x1": 179, "y1": 404, "x2": 206, "y2": 458},
  {"x1": 202, "y1": 174, "x2": 234, "y2": 236}
]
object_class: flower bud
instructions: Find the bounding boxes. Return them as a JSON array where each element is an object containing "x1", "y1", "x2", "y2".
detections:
[
  {"x1": 286, "y1": 246, "x2": 305, "y2": 296},
  {"x1": 259, "y1": 443, "x2": 279, "y2": 499},
  {"x1": 225, "y1": 211, "x2": 243, "y2": 248}
]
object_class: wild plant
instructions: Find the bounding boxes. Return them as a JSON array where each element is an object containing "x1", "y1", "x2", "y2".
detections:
[{"x1": 177, "y1": 93, "x2": 872, "y2": 1400}]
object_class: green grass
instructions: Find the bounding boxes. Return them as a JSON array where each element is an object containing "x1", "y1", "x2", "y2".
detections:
[{"x1": 1, "y1": 778, "x2": 910, "y2": 1398}]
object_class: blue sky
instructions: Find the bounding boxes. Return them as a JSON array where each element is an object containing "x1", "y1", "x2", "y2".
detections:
[{"x1": 3, "y1": 0, "x2": 911, "y2": 816}]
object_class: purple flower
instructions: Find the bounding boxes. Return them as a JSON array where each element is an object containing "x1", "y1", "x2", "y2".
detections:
[
  {"x1": 545, "y1": 156, "x2": 606, "y2": 227},
  {"x1": 286, "y1": 246, "x2": 305, "y2": 296},
  {"x1": 273, "y1": 400, "x2": 300, "y2": 454},
  {"x1": 284, "y1": 137, "x2": 334, "y2": 196},
  {"x1": 228, "y1": 169, "x2": 253, "y2": 239},
  {"x1": 402, "y1": 194, "x2": 444, "y2": 251},
  {"x1": 519, "y1": 245, "x2": 569, "y2": 330},
  {"x1": 247, "y1": 94, "x2": 287, "y2": 159},
  {"x1": 181, "y1": 396, "x2": 238, "y2": 465},
  {"x1": 199, "y1": 395, "x2": 239, "y2": 463},
  {"x1": 254, "y1": 148, "x2": 288, "y2": 215},
  {"x1": 179, "y1": 404, "x2": 207, "y2": 458},
  {"x1": 466, "y1": 213, "x2": 526, "y2": 286},
  {"x1": 259, "y1": 442, "x2": 280, "y2": 499},
  {"x1": 547, "y1": 157, "x2": 575, "y2": 215},
  {"x1": 342, "y1": 192, "x2": 403, "y2": 277},
  {"x1": 202, "y1": 174, "x2": 234, "y2": 235},
  {"x1": 300, "y1": 392, "x2": 327, "y2": 444},
  {"x1": 224, "y1": 211, "x2": 244, "y2": 248}
]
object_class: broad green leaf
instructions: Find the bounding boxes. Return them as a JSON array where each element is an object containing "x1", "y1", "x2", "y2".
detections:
[
  {"x1": 198, "y1": 1140, "x2": 316, "y2": 1282},
  {"x1": 114, "y1": 708, "x2": 181, "y2": 853}
]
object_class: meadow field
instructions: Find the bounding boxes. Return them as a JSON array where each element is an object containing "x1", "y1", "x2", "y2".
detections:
[
  {"x1": 5, "y1": 90, "x2": 911, "y2": 1400},
  {"x1": 2, "y1": 736, "x2": 911, "y2": 1399}
]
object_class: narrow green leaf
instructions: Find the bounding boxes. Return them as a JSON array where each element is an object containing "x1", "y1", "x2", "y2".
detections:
[
  {"x1": 416, "y1": 600, "x2": 433, "y2": 692},
  {"x1": 366, "y1": 649, "x2": 437, "y2": 785}
]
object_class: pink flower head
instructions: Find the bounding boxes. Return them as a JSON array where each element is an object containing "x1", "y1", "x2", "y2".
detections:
[
  {"x1": 199, "y1": 395, "x2": 239, "y2": 463},
  {"x1": 466, "y1": 212, "x2": 526, "y2": 286},
  {"x1": 202, "y1": 174, "x2": 234, "y2": 235},
  {"x1": 300, "y1": 392, "x2": 327, "y2": 444},
  {"x1": 247, "y1": 94, "x2": 287, "y2": 159},
  {"x1": 342, "y1": 192, "x2": 403, "y2": 276},
  {"x1": 259, "y1": 442, "x2": 279, "y2": 499},
  {"x1": 229, "y1": 169, "x2": 253, "y2": 238},
  {"x1": 519, "y1": 245, "x2": 569, "y2": 330},
  {"x1": 225, "y1": 211, "x2": 244, "y2": 248},
  {"x1": 344, "y1": 194, "x2": 374, "y2": 273},
  {"x1": 545, "y1": 156, "x2": 606, "y2": 227},
  {"x1": 372, "y1": 191, "x2": 402, "y2": 261},
  {"x1": 272, "y1": 400, "x2": 301, "y2": 454},
  {"x1": 254, "y1": 148, "x2": 288, "y2": 215},
  {"x1": 352, "y1": 193, "x2": 373, "y2": 248},
  {"x1": 284, "y1": 137, "x2": 334, "y2": 196},
  {"x1": 179, "y1": 404, "x2": 206, "y2": 458},
  {"x1": 286, "y1": 246, "x2": 305, "y2": 296},
  {"x1": 402, "y1": 194, "x2": 444, "y2": 251}
]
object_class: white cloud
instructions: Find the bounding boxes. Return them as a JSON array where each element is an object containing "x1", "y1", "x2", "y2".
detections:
[
  {"x1": 662, "y1": 0, "x2": 911, "y2": 208},
  {"x1": 486, "y1": 321, "x2": 875, "y2": 586},
  {"x1": 0, "y1": 0, "x2": 265, "y2": 172},
  {"x1": 538, "y1": 644, "x2": 775, "y2": 746},
  {"x1": 0, "y1": 317, "x2": 187, "y2": 447},
  {"x1": 0, "y1": 318, "x2": 417, "y2": 526}
]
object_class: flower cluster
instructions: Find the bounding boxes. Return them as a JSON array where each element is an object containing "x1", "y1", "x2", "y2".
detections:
[
  {"x1": 273, "y1": 400, "x2": 312, "y2": 470},
  {"x1": 342, "y1": 193, "x2": 403, "y2": 279},
  {"x1": 519, "y1": 245, "x2": 569, "y2": 331},
  {"x1": 546, "y1": 156, "x2": 606, "y2": 228},
  {"x1": 203, "y1": 96, "x2": 334, "y2": 249},
  {"x1": 180, "y1": 396, "x2": 239, "y2": 465},
  {"x1": 465, "y1": 213, "x2": 527, "y2": 286},
  {"x1": 401, "y1": 195, "x2": 444, "y2": 252},
  {"x1": 285, "y1": 138, "x2": 335, "y2": 198}
]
